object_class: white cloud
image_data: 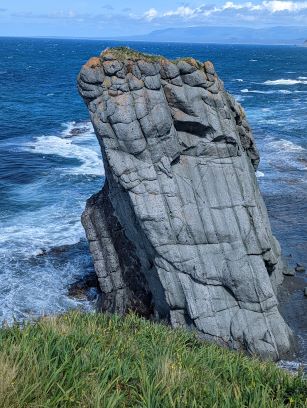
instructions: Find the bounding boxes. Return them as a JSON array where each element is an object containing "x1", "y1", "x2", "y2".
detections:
[
  {"x1": 144, "y1": 8, "x2": 158, "y2": 21},
  {"x1": 163, "y1": 6, "x2": 196, "y2": 17},
  {"x1": 143, "y1": 1, "x2": 307, "y2": 21},
  {"x1": 262, "y1": 1, "x2": 307, "y2": 12}
]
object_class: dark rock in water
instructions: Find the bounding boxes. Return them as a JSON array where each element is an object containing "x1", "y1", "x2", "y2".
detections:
[
  {"x1": 35, "y1": 245, "x2": 72, "y2": 257},
  {"x1": 295, "y1": 264, "x2": 306, "y2": 273},
  {"x1": 49, "y1": 244, "x2": 71, "y2": 254},
  {"x1": 77, "y1": 47, "x2": 293, "y2": 360},
  {"x1": 68, "y1": 127, "x2": 88, "y2": 137},
  {"x1": 36, "y1": 248, "x2": 48, "y2": 256},
  {"x1": 68, "y1": 273, "x2": 100, "y2": 301},
  {"x1": 283, "y1": 269, "x2": 295, "y2": 277},
  {"x1": 304, "y1": 288, "x2": 307, "y2": 297}
]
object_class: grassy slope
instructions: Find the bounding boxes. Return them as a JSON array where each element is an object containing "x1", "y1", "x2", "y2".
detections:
[{"x1": 0, "y1": 311, "x2": 306, "y2": 408}]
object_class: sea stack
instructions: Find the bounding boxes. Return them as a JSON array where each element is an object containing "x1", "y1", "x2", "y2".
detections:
[{"x1": 78, "y1": 47, "x2": 292, "y2": 360}]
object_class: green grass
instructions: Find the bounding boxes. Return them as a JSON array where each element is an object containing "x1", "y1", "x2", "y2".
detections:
[
  {"x1": 100, "y1": 47, "x2": 203, "y2": 68},
  {"x1": 101, "y1": 47, "x2": 165, "y2": 62},
  {"x1": 0, "y1": 311, "x2": 306, "y2": 407}
]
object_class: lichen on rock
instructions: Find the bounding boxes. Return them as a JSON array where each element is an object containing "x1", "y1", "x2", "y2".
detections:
[{"x1": 78, "y1": 47, "x2": 293, "y2": 360}]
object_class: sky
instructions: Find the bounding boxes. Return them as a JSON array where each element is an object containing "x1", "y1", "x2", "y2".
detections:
[{"x1": 0, "y1": 0, "x2": 307, "y2": 37}]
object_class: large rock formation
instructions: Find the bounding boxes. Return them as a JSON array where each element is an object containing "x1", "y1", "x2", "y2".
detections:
[{"x1": 78, "y1": 47, "x2": 292, "y2": 360}]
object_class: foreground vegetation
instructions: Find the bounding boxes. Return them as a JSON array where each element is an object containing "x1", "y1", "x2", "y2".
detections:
[{"x1": 0, "y1": 311, "x2": 306, "y2": 407}]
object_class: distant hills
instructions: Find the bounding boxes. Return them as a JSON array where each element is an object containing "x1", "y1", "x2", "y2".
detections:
[{"x1": 113, "y1": 26, "x2": 307, "y2": 45}]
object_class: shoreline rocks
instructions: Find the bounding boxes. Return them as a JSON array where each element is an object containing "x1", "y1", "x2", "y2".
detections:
[{"x1": 78, "y1": 47, "x2": 293, "y2": 360}]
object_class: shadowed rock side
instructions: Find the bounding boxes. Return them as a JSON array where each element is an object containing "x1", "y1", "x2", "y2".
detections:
[{"x1": 78, "y1": 47, "x2": 293, "y2": 360}]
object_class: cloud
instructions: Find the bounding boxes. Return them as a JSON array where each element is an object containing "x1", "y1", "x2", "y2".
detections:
[
  {"x1": 163, "y1": 6, "x2": 196, "y2": 17},
  {"x1": 143, "y1": 1, "x2": 307, "y2": 21},
  {"x1": 262, "y1": 0, "x2": 307, "y2": 12},
  {"x1": 144, "y1": 8, "x2": 158, "y2": 21},
  {"x1": 12, "y1": 10, "x2": 79, "y2": 19},
  {"x1": 7, "y1": 1, "x2": 307, "y2": 30}
]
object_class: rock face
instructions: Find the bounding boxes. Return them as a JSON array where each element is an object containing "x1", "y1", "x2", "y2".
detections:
[{"x1": 78, "y1": 47, "x2": 293, "y2": 360}]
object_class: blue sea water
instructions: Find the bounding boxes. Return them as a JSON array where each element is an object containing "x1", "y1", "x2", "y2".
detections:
[{"x1": 0, "y1": 38, "x2": 306, "y2": 337}]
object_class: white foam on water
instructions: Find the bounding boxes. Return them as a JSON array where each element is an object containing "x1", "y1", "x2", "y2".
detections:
[
  {"x1": 240, "y1": 89, "x2": 292, "y2": 94},
  {"x1": 0, "y1": 203, "x2": 85, "y2": 257},
  {"x1": 278, "y1": 90, "x2": 292, "y2": 94},
  {"x1": 15, "y1": 120, "x2": 104, "y2": 253},
  {"x1": 0, "y1": 243, "x2": 96, "y2": 324},
  {"x1": 233, "y1": 78, "x2": 244, "y2": 82},
  {"x1": 24, "y1": 134, "x2": 104, "y2": 176},
  {"x1": 266, "y1": 139, "x2": 307, "y2": 172},
  {"x1": 0, "y1": 120, "x2": 104, "y2": 324},
  {"x1": 278, "y1": 360, "x2": 307, "y2": 375},
  {"x1": 256, "y1": 170, "x2": 265, "y2": 178},
  {"x1": 268, "y1": 139, "x2": 305, "y2": 153},
  {"x1": 263, "y1": 78, "x2": 307, "y2": 85},
  {"x1": 249, "y1": 59, "x2": 258, "y2": 62},
  {"x1": 234, "y1": 95, "x2": 245, "y2": 102}
]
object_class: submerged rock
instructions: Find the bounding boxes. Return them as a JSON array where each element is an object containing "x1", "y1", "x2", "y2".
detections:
[
  {"x1": 283, "y1": 268, "x2": 295, "y2": 276},
  {"x1": 295, "y1": 264, "x2": 306, "y2": 273},
  {"x1": 78, "y1": 47, "x2": 293, "y2": 360}
]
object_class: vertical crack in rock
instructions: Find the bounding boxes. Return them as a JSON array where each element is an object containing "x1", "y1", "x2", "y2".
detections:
[{"x1": 78, "y1": 48, "x2": 293, "y2": 360}]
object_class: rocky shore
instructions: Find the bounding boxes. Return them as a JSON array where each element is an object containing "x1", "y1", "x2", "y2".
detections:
[{"x1": 77, "y1": 47, "x2": 294, "y2": 360}]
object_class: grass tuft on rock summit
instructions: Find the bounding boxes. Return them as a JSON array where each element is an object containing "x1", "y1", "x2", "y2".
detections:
[
  {"x1": 100, "y1": 46, "x2": 204, "y2": 67},
  {"x1": 0, "y1": 311, "x2": 306, "y2": 407},
  {"x1": 101, "y1": 46, "x2": 165, "y2": 62}
]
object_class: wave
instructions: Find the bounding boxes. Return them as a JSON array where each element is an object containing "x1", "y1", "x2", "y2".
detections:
[
  {"x1": 278, "y1": 360, "x2": 306, "y2": 374},
  {"x1": 262, "y1": 142, "x2": 307, "y2": 177},
  {"x1": 233, "y1": 78, "x2": 244, "y2": 82},
  {"x1": 3, "y1": 119, "x2": 105, "y2": 258},
  {"x1": 0, "y1": 236, "x2": 95, "y2": 324},
  {"x1": 263, "y1": 79, "x2": 307, "y2": 86},
  {"x1": 0, "y1": 203, "x2": 85, "y2": 256},
  {"x1": 268, "y1": 139, "x2": 305, "y2": 153},
  {"x1": 24, "y1": 129, "x2": 104, "y2": 177},
  {"x1": 0, "y1": 120, "x2": 104, "y2": 323},
  {"x1": 240, "y1": 89, "x2": 292, "y2": 94},
  {"x1": 234, "y1": 95, "x2": 245, "y2": 102}
]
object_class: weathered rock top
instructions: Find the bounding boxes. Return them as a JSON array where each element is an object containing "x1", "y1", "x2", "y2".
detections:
[{"x1": 78, "y1": 47, "x2": 293, "y2": 360}]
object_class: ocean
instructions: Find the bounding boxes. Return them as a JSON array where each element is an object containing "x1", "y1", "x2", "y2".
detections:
[{"x1": 0, "y1": 37, "x2": 306, "y2": 361}]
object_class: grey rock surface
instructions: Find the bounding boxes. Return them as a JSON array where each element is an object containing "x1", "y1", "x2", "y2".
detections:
[{"x1": 78, "y1": 48, "x2": 293, "y2": 360}]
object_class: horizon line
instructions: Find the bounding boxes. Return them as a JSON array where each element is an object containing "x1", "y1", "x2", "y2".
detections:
[{"x1": 0, "y1": 35, "x2": 305, "y2": 47}]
